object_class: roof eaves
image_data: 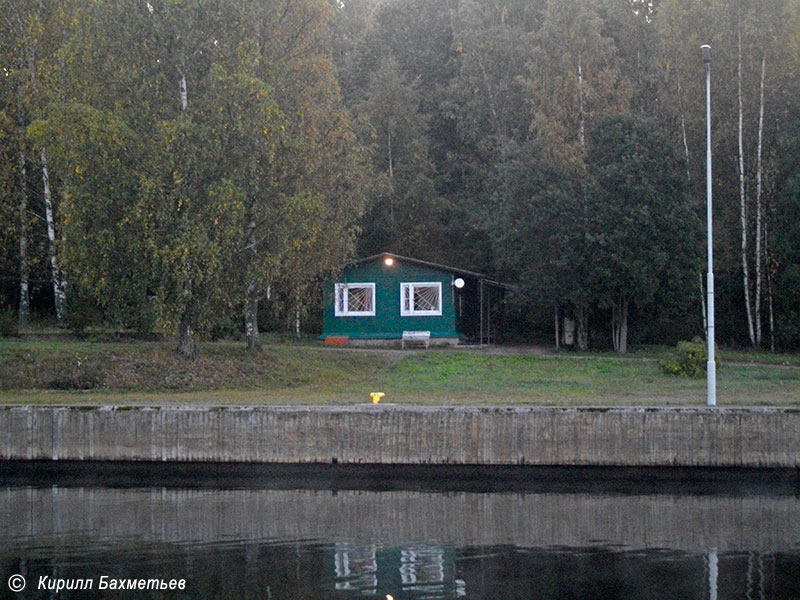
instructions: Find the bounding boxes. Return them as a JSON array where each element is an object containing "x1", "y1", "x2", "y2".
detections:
[{"x1": 351, "y1": 252, "x2": 510, "y2": 289}]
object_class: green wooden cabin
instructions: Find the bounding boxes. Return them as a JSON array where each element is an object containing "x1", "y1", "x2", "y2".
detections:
[{"x1": 322, "y1": 253, "x2": 507, "y2": 345}]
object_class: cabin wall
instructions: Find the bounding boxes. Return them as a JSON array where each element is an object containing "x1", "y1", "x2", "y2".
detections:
[{"x1": 322, "y1": 260, "x2": 459, "y2": 340}]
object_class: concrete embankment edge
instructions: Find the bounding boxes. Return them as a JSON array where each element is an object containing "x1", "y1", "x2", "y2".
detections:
[{"x1": 1, "y1": 405, "x2": 799, "y2": 467}]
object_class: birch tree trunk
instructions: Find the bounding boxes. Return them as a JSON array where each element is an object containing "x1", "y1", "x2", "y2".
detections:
[
  {"x1": 294, "y1": 291, "x2": 301, "y2": 339},
  {"x1": 738, "y1": 17, "x2": 756, "y2": 347},
  {"x1": 176, "y1": 262, "x2": 197, "y2": 360},
  {"x1": 245, "y1": 279, "x2": 262, "y2": 351},
  {"x1": 387, "y1": 124, "x2": 395, "y2": 227},
  {"x1": 611, "y1": 297, "x2": 629, "y2": 354},
  {"x1": 575, "y1": 303, "x2": 588, "y2": 351},
  {"x1": 387, "y1": 126, "x2": 393, "y2": 180},
  {"x1": 177, "y1": 307, "x2": 197, "y2": 360},
  {"x1": 478, "y1": 53, "x2": 500, "y2": 131},
  {"x1": 177, "y1": 260, "x2": 196, "y2": 359},
  {"x1": 754, "y1": 52, "x2": 766, "y2": 347},
  {"x1": 244, "y1": 205, "x2": 262, "y2": 352},
  {"x1": 41, "y1": 148, "x2": 66, "y2": 324},
  {"x1": 554, "y1": 305, "x2": 560, "y2": 349},
  {"x1": 575, "y1": 56, "x2": 587, "y2": 352},
  {"x1": 768, "y1": 269, "x2": 775, "y2": 352},
  {"x1": 16, "y1": 78, "x2": 31, "y2": 328},
  {"x1": 765, "y1": 219, "x2": 775, "y2": 352},
  {"x1": 179, "y1": 73, "x2": 188, "y2": 112},
  {"x1": 577, "y1": 56, "x2": 585, "y2": 152},
  {"x1": 17, "y1": 145, "x2": 30, "y2": 328},
  {"x1": 677, "y1": 80, "x2": 691, "y2": 182},
  {"x1": 176, "y1": 69, "x2": 196, "y2": 359}
]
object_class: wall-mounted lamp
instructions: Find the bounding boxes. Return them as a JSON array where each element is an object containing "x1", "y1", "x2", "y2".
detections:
[
  {"x1": 384, "y1": 257, "x2": 394, "y2": 266},
  {"x1": 453, "y1": 277, "x2": 465, "y2": 289}
]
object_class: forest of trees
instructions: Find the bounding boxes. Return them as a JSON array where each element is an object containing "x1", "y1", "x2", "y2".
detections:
[{"x1": 1, "y1": 0, "x2": 799, "y2": 357}]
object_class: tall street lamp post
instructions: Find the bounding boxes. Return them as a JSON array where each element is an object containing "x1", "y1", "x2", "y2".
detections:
[{"x1": 702, "y1": 44, "x2": 717, "y2": 407}]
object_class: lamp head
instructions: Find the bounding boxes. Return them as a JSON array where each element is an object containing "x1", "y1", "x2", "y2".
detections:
[{"x1": 701, "y1": 44, "x2": 711, "y2": 63}]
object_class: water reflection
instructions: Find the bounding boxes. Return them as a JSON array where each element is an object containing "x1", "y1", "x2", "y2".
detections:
[
  {"x1": 1, "y1": 485, "x2": 799, "y2": 598},
  {"x1": 335, "y1": 544, "x2": 377, "y2": 592}
]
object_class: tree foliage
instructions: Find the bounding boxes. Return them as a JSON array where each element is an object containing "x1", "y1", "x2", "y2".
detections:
[
  {"x1": 2, "y1": 0, "x2": 367, "y2": 357},
  {"x1": 2, "y1": 0, "x2": 800, "y2": 353},
  {"x1": 331, "y1": 0, "x2": 800, "y2": 351},
  {"x1": 586, "y1": 114, "x2": 700, "y2": 352}
]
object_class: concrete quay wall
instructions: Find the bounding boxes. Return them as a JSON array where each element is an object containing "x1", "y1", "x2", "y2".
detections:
[{"x1": 1, "y1": 405, "x2": 799, "y2": 467}]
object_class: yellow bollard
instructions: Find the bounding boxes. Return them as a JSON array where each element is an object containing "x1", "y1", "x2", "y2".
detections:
[{"x1": 370, "y1": 392, "x2": 385, "y2": 404}]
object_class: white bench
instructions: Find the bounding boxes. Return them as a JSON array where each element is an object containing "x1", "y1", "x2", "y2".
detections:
[{"x1": 402, "y1": 330, "x2": 431, "y2": 349}]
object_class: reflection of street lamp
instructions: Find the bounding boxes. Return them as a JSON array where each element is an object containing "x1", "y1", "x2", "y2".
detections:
[
  {"x1": 702, "y1": 44, "x2": 717, "y2": 407},
  {"x1": 708, "y1": 549, "x2": 718, "y2": 600}
]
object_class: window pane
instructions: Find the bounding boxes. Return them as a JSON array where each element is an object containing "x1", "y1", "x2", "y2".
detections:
[
  {"x1": 348, "y1": 286, "x2": 372, "y2": 312},
  {"x1": 413, "y1": 286, "x2": 439, "y2": 311}
]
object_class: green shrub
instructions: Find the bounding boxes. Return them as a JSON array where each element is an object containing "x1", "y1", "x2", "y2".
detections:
[
  {"x1": 64, "y1": 284, "x2": 102, "y2": 338},
  {"x1": 660, "y1": 337, "x2": 718, "y2": 377}
]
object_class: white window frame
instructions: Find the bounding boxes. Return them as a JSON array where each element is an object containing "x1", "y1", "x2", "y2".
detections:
[
  {"x1": 334, "y1": 283, "x2": 376, "y2": 317},
  {"x1": 400, "y1": 282, "x2": 442, "y2": 317}
]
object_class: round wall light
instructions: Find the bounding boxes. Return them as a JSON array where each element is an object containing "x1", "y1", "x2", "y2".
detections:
[
  {"x1": 454, "y1": 277, "x2": 465, "y2": 289},
  {"x1": 384, "y1": 257, "x2": 394, "y2": 266}
]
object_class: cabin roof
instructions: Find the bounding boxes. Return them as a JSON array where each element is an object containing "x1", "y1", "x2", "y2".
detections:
[{"x1": 349, "y1": 252, "x2": 510, "y2": 290}]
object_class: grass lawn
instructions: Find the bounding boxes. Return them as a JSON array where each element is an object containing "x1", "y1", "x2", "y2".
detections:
[{"x1": 1, "y1": 336, "x2": 799, "y2": 406}]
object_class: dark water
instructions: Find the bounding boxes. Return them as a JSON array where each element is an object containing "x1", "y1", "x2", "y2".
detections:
[{"x1": 1, "y1": 464, "x2": 799, "y2": 599}]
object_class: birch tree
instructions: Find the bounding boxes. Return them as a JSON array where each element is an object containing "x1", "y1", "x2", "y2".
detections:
[
  {"x1": 1, "y1": 2, "x2": 31, "y2": 328},
  {"x1": 27, "y1": 100, "x2": 150, "y2": 332},
  {"x1": 31, "y1": 0, "x2": 245, "y2": 357},
  {"x1": 0, "y1": 106, "x2": 20, "y2": 318},
  {"x1": 26, "y1": 0, "x2": 366, "y2": 355},
  {"x1": 730, "y1": 0, "x2": 798, "y2": 347},
  {"x1": 735, "y1": 6, "x2": 757, "y2": 346},
  {"x1": 14, "y1": 96, "x2": 31, "y2": 328},
  {"x1": 39, "y1": 148, "x2": 65, "y2": 322},
  {"x1": 522, "y1": 0, "x2": 632, "y2": 349},
  {"x1": 1, "y1": 0, "x2": 71, "y2": 327},
  {"x1": 587, "y1": 114, "x2": 701, "y2": 353},
  {"x1": 487, "y1": 138, "x2": 591, "y2": 348},
  {"x1": 655, "y1": 0, "x2": 783, "y2": 347},
  {"x1": 234, "y1": 0, "x2": 366, "y2": 349},
  {"x1": 746, "y1": 0, "x2": 800, "y2": 348}
]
